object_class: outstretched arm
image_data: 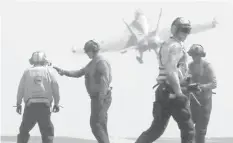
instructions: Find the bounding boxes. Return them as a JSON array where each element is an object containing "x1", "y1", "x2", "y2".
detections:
[
  {"x1": 53, "y1": 66, "x2": 85, "y2": 78},
  {"x1": 63, "y1": 69, "x2": 85, "y2": 78},
  {"x1": 156, "y1": 18, "x2": 218, "y2": 40},
  {"x1": 191, "y1": 18, "x2": 218, "y2": 34}
]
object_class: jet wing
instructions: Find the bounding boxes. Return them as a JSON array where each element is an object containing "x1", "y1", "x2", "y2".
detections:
[
  {"x1": 71, "y1": 32, "x2": 131, "y2": 54},
  {"x1": 72, "y1": 9, "x2": 165, "y2": 55}
]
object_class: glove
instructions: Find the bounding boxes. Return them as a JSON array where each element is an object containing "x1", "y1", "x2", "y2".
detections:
[
  {"x1": 53, "y1": 66, "x2": 65, "y2": 76},
  {"x1": 185, "y1": 75, "x2": 192, "y2": 83},
  {"x1": 180, "y1": 75, "x2": 192, "y2": 86},
  {"x1": 52, "y1": 105, "x2": 60, "y2": 113},
  {"x1": 187, "y1": 83, "x2": 201, "y2": 93},
  {"x1": 198, "y1": 84, "x2": 209, "y2": 91},
  {"x1": 181, "y1": 86, "x2": 188, "y2": 94},
  {"x1": 212, "y1": 17, "x2": 218, "y2": 28},
  {"x1": 16, "y1": 104, "x2": 22, "y2": 115}
]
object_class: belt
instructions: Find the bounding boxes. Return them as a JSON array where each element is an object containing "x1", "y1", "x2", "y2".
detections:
[
  {"x1": 26, "y1": 97, "x2": 51, "y2": 106},
  {"x1": 152, "y1": 80, "x2": 169, "y2": 89},
  {"x1": 90, "y1": 86, "x2": 113, "y2": 97}
]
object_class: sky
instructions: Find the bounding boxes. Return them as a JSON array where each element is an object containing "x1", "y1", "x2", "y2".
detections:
[{"x1": 1, "y1": 0, "x2": 233, "y2": 140}]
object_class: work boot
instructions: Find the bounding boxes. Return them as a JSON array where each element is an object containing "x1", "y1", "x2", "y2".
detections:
[
  {"x1": 42, "y1": 136, "x2": 54, "y2": 143},
  {"x1": 17, "y1": 133, "x2": 30, "y2": 143}
]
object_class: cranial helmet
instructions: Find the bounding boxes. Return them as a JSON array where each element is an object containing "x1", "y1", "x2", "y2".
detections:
[
  {"x1": 187, "y1": 44, "x2": 206, "y2": 57},
  {"x1": 84, "y1": 39, "x2": 100, "y2": 53},
  {"x1": 29, "y1": 51, "x2": 48, "y2": 65},
  {"x1": 171, "y1": 17, "x2": 192, "y2": 35}
]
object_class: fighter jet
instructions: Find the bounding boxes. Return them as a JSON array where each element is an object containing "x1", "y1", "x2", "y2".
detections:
[
  {"x1": 120, "y1": 8, "x2": 163, "y2": 64},
  {"x1": 71, "y1": 8, "x2": 163, "y2": 64},
  {"x1": 72, "y1": 8, "x2": 218, "y2": 64}
]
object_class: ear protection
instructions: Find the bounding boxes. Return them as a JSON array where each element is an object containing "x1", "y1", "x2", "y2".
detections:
[
  {"x1": 29, "y1": 51, "x2": 48, "y2": 65},
  {"x1": 84, "y1": 39, "x2": 100, "y2": 53},
  {"x1": 187, "y1": 44, "x2": 206, "y2": 57}
]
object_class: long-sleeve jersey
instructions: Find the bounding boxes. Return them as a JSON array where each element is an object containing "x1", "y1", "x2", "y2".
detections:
[
  {"x1": 188, "y1": 60, "x2": 217, "y2": 100},
  {"x1": 65, "y1": 54, "x2": 112, "y2": 97},
  {"x1": 17, "y1": 66, "x2": 60, "y2": 106}
]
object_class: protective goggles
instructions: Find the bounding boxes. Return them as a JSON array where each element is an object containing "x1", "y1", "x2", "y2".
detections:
[{"x1": 179, "y1": 27, "x2": 191, "y2": 34}]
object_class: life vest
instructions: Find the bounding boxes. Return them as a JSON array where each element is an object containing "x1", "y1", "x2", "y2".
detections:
[{"x1": 156, "y1": 37, "x2": 185, "y2": 83}]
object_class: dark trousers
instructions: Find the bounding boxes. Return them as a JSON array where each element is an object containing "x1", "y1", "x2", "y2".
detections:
[
  {"x1": 90, "y1": 91, "x2": 112, "y2": 143},
  {"x1": 190, "y1": 97, "x2": 212, "y2": 143},
  {"x1": 17, "y1": 103, "x2": 54, "y2": 143},
  {"x1": 135, "y1": 84, "x2": 195, "y2": 143}
]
